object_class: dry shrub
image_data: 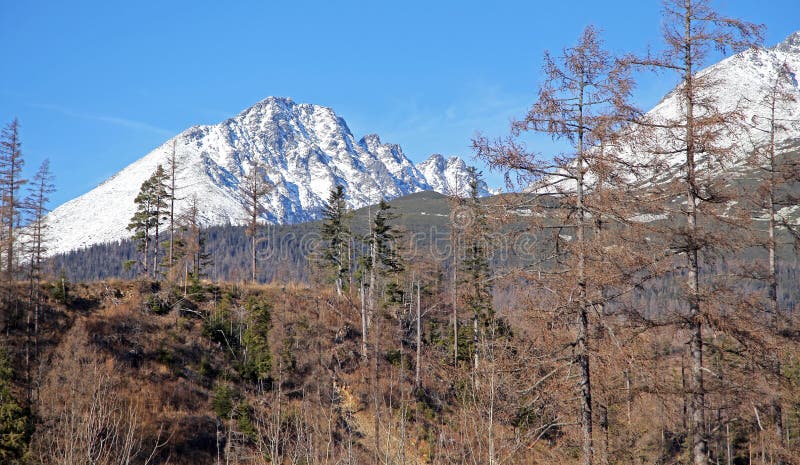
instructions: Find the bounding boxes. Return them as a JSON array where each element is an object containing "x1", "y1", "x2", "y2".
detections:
[{"x1": 31, "y1": 321, "x2": 165, "y2": 465}]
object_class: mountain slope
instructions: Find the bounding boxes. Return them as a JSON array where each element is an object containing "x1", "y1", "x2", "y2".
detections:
[{"x1": 45, "y1": 97, "x2": 483, "y2": 255}]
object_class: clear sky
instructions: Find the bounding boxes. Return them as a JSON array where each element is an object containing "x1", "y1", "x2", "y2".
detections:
[{"x1": 1, "y1": 0, "x2": 798, "y2": 208}]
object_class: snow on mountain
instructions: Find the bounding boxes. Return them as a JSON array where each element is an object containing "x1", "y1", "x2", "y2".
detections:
[
  {"x1": 46, "y1": 97, "x2": 486, "y2": 255},
  {"x1": 416, "y1": 154, "x2": 495, "y2": 197},
  {"x1": 536, "y1": 30, "x2": 800, "y2": 194},
  {"x1": 636, "y1": 30, "x2": 800, "y2": 170}
]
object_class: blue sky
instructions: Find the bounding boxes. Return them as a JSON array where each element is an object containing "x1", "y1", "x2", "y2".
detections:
[{"x1": 1, "y1": 0, "x2": 798, "y2": 208}]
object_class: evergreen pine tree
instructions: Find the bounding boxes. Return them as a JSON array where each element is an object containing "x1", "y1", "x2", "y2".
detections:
[
  {"x1": 127, "y1": 165, "x2": 169, "y2": 278},
  {"x1": 150, "y1": 165, "x2": 169, "y2": 277},
  {"x1": 319, "y1": 184, "x2": 351, "y2": 295},
  {"x1": 241, "y1": 297, "x2": 272, "y2": 384},
  {"x1": 368, "y1": 199, "x2": 403, "y2": 276},
  {"x1": 0, "y1": 349, "x2": 28, "y2": 463},
  {"x1": 459, "y1": 168, "x2": 492, "y2": 376}
]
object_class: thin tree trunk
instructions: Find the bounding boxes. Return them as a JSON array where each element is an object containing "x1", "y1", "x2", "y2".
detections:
[
  {"x1": 373, "y1": 305, "x2": 381, "y2": 464},
  {"x1": 452, "y1": 241, "x2": 458, "y2": 366},
  {"x1": 169, "y1": 140, "x2": 176, "y2": 270},
  {"x1": 689, "y1": 302, "x2": 706, "y2": 465},
  {"x1": 682, "y1": 355, "x2": 688, "y2": 432},
  {"x1": 4, "y1": 124, "x2": 18, "y2": 281},
  {"x1": 144, "y1": 224, "x2": 150, "y2": 278},
  {"x1": 361, "y1": 279, "x2": 368, "y2": 361},
  {"x1": 251, "y1": 232, "x2": 256, "y2": 283},
  {"x1": 600, "y1": 404, "x2": 609, "y2": 465},
  {"x1": 576, "y1": 72, "x2": 593, "y2": 465},
  {"x1": 488, "y1": 333, "x2": 496, "y2": 465},
  {"x1": 767, "y1": 90, "x2": 786, "y2": 457},
  {"x1": 625, "y1": 369, "x2": 632, "y2": 424},
  {"x1": 473, "y1": 314, "x2": 479, "y2": 384},
  {"x1": 154, "y1": 214, "x2": 160, "y2": 278},
  {"x1": 578, "y1": 307, "x2": 593, "y2": 465},
  {"x1": 726, "y1": 423, "x2": 732, "y2": 465},
  {"x1": 369, "y1": 229, "x2": 376, "y2": 327},
  {"x1": 684, "y1": 4, "x2": 707, "y2": 463},
  {"x1": 416, "y1": 280, "x2": 421, "y2": 388}
]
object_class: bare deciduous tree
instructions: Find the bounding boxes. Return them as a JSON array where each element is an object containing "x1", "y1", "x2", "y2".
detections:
[
  {"x1": 33, "y1": 324, "x2": 167, "y2": 465},
  {"x1": 475, "y1": 25, "x2": 634, "y2": 465},
  {"x1": 625, "y1": 2, "x2": 763, "y2": 463},
  {"x1": 0, "y1": 119, "x2": 26, "y2": 282},
  {"x1": 240, "y1": 160, "x2": 273, "y2": 283}
]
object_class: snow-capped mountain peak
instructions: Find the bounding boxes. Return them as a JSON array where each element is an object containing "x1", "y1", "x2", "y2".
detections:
[
  {"x1": 528, "y1": 31, "x2": 800, "y2": 195},
  {"x1": 416, "y1": 154, "x2": 494, "y2": 197},
  {"x1": 644, "y1": 30, "x2": 800, "y2": 163},
  {"x1": 775, "y1": 30, "x2": 800, "y2": 54},
  {"x1": 46, "y1": 98, "x2": 488, "y2": 255}
]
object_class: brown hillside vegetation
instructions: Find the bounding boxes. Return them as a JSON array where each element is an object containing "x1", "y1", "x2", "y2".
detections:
[{"x1": 0, "y1": 275, "x2": 798, "y2": 464}]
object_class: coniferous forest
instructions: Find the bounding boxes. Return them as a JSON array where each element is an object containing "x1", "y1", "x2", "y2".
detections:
[{"x1": 3, "y1": 2, "x2": 800, "y2": 465}]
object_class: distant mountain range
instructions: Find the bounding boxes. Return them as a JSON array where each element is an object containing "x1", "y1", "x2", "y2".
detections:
[{"x1": 45, "y1": 97, "x2": 492, "y2": 255}]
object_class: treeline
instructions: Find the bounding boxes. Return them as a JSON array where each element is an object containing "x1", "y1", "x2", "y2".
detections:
[{"x1": 49, "y1": 222, "x2": 316, "y2": 284}]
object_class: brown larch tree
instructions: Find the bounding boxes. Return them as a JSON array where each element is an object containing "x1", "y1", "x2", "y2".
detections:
[
  {"x1": 624, "y1": 2, "x2": 763, "y2": 463},
  {"x1": 743, "y1": 59, "x2": 800, "y2": 458},
  {"x1": 176, "y1": 194, "x2": 211, "y2": 285},
  {"x1": 474, "y1": 25, "x2": 635, "y2": 465},
  {"x1": 0, "y1": 119, "x2": 27, "y2": 282},
  {"x1": 240, "y1": 160, "x2": 273, "y2": 283},
  {"x1": 23, "y1": 159, "x2": 54, "y2": 387}
]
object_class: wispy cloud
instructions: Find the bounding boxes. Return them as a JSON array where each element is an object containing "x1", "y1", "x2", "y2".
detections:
[
  {"x1": 379, "y1": 85, "x2": 530, "y2": 150},
  {"x1": 27, "y1": 102, "x2": 173, "y2": 136}
]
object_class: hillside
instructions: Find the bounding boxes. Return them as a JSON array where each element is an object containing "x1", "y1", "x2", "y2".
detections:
[{"x1": 0, "y1": 279, "x2": 571, "y2": 465}]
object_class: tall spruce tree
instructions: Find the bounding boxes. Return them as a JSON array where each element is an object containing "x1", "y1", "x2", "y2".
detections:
[
  {"x1": 459, "y1": 168, "x2": 492, "y2": 378},
  {"x1": 319, "y1": 185, "x2": 351, "y2": 295},
  {"x1": 364, "y1": 198, "x2": 402, "y2": 463},
  {"x1": 367, "y1": 199, "x2": 403, "y2": 282},
  {"x1": 127, "y1": 165, "x2": 169, "y2": 278}
]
